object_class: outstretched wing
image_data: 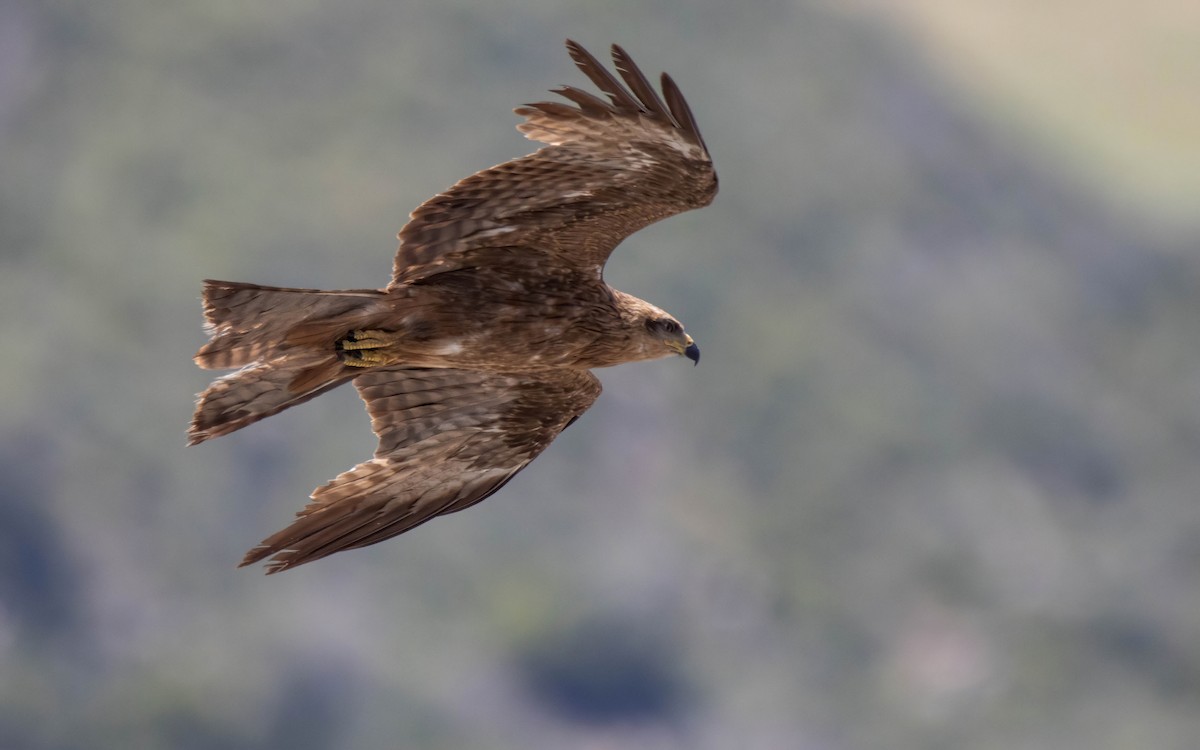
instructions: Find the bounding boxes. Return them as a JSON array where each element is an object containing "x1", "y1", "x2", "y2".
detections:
[
  {"x1": 389, "y1": 40, "x2": 717, "y2": 287},
  {"x1": 240, "y1": 367, "x2": 601, "y2": 573}
]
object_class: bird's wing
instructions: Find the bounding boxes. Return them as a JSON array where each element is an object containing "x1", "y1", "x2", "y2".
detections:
[
  {"x1": 389, "y1": 40, "x2": 717, "y2": 287},
  {"x1": 240, "y1": 366, "x2": 601, "y2": 573}
]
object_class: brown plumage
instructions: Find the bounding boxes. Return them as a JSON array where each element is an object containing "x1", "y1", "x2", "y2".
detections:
[{"x1": 189, "y1": 40, "x2": 717, "y2": 573}]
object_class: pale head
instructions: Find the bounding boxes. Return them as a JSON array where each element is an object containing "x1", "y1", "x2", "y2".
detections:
[{"x1": 607, "y1": 290, "x2": 699, "y2": 366}]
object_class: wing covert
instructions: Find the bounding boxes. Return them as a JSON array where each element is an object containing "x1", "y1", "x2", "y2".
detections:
[
  {"x1": 389, "y1": 40, "x2": 716, "y2": 287},
  {"x1": 240, "y1": 367, "x2": 601, "y2": 573}
]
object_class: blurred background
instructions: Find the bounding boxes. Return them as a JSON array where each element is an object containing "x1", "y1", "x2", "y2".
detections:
[{"x1": 2, "y1": 0, "x2": 1199, "y2": 747}]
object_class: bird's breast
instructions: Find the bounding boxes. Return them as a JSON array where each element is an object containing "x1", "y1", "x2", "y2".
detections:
[{"x1": 380, "y1": 279, "x2": 617, "y2": 371}]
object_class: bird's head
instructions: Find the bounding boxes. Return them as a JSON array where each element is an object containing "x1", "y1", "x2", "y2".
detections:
[
  {"x1": 612, "y1": 293, "x2": 699, "y2": 366},
  {"x1": 644, "y1": 314, "x2": 700, "y2": 365}
]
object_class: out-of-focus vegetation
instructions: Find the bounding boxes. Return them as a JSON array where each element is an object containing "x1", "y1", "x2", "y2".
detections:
[
  {"x1": 835, "y1": 0, "x2": 1200, "y2": 229},
  {"x1": 2, "y1": 1, "x2": 1198, "y2": 748}
]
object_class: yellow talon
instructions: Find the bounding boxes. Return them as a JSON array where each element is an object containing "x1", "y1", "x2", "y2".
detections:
[
  {"x1": 339, "y1": 329, "x2": 398, "y2": 351},
  {"x1": 337, "y1": 329, "x2": 400, "y2": 366},
  {"x1": 342, "y1": 350, "x2": 393, "y2": 367},
  {"x1": 339, "y1": 338, "x2": 380, "y2": 351}
]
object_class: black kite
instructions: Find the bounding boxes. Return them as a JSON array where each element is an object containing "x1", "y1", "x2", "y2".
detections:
[{"x1": 190, "y1": 41, "x2": 717, "y2": 573}]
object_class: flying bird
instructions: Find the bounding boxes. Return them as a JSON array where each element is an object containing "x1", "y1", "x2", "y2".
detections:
[{"x1": 189, "y1": 40, "x2": 717, "y2": 573}]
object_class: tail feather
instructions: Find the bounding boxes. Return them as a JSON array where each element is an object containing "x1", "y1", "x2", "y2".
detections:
[
  {"x1": 190, "y1": 280, "x2": 389, "y2": 443},
  {"x1": 196, "y1": 280, "x2": 387, "y2": 369},
  {"x1": 189, "y1": 356, "x2": 349, "y2": 445}
]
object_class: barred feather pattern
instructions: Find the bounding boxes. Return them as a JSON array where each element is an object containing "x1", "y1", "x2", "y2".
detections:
[
  {"x1": 189, "y1": 41, "x2": 714, "y2": 572},
  {"x1": 239, "y1": 367, "x2": 600, "y2": 573},
  {"x1": 389, "y1": 41, "x2": 716, "y2": 286},
  {"x1": 196, "y1": 281, "x2": 388, "y2": 369}
]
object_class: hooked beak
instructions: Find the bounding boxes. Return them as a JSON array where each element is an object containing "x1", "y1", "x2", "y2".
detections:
[
  {"x1": 670, "y1": 334, "x2": 699, "y2": 365},
  {"x1": 666, "y1": 334, "x2": 699, "y2": 365}
]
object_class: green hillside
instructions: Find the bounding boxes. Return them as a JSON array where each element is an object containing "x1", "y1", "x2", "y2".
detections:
[{"x1": 1, "y1": 1, "x2": 1198, "y2": 748}]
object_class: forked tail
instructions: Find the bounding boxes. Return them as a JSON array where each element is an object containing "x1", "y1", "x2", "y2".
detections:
[{"x1": 189, "y1": 280, "x2": 388, "y2": 444}]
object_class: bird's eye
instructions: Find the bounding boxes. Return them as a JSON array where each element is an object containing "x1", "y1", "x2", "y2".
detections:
[{"x1": 648, "y1": 318, "x2": 681, "y2": 335}]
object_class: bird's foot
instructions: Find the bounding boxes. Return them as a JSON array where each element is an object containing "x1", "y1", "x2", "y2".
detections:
[
  {"x1": 337, "y1": 329, "x2": 399, "y2": 367},
  {"x1": 338, "y1": 329, "x2": 400, "y2": 351}
]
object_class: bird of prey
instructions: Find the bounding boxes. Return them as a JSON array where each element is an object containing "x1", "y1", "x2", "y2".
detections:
[{"x1": 189, "y1": 40, "x2": 717, "y2": 573}]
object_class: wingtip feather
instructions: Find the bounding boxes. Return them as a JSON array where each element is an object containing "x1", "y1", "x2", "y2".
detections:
[{"x1": 610, "y1": 43, "x2": 670, "y2": 120}]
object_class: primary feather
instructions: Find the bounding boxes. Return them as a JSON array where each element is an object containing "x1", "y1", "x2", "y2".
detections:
[{"x1": 190, "y1": 41, "x2": 716, "y2": 573}]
